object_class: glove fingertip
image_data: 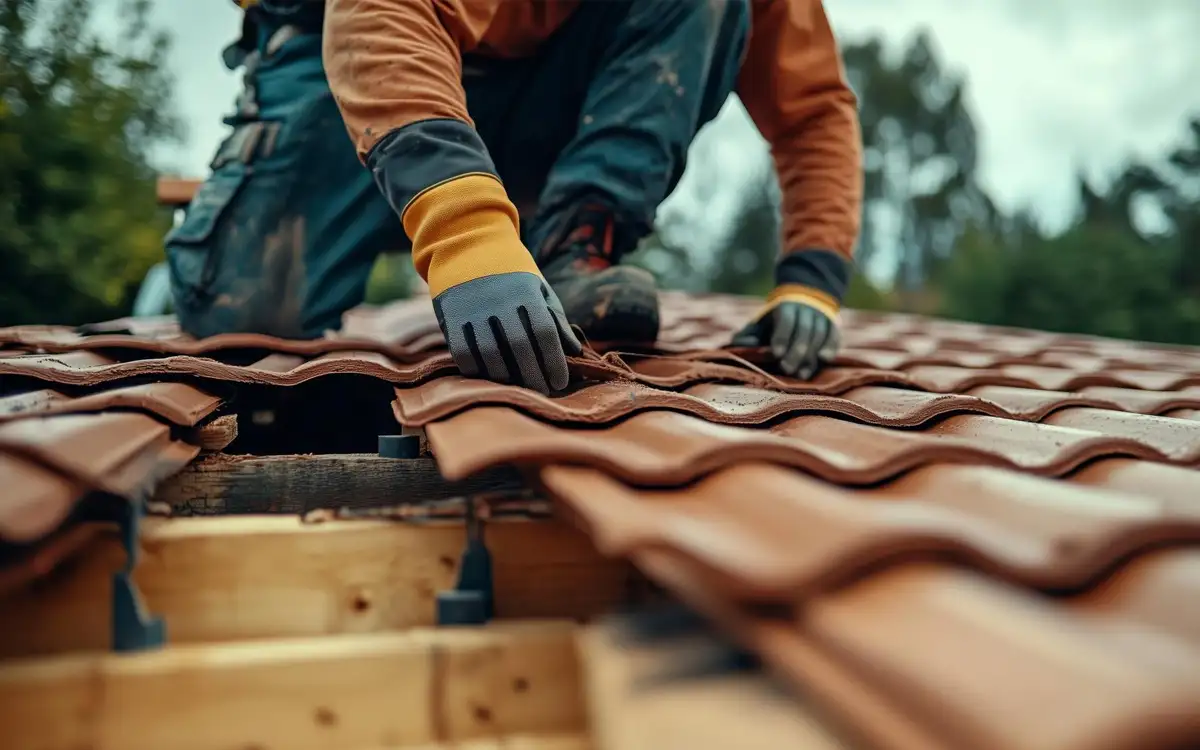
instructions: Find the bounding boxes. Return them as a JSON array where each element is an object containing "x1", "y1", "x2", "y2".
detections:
[
  {"x1": 770, "y1": 306, "x2": 799, "y2": 359},
  {"x1": 546, "y1": 349, "x2": 571, "y2": 392}
]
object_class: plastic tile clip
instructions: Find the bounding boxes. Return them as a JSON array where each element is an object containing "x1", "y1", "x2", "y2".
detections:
[
  {"x1": 378, "y1": 433, "x2": 422, "y2": 459},
  {"x1": 111, "y1": 500, "x2": 166, "y2": 652},
  {"x1": 435, "y1": 498, "x2": 494, "y2": 626}
]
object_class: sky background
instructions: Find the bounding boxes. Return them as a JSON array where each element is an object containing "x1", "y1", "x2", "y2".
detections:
[{"x1": 127, "y1": 0, "x2": 1200, "y2": 251}]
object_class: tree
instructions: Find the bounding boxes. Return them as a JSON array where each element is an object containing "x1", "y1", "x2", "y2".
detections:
[
  {"x1": 938, "y1": 222, "x2": 1200, "y2": 345},
  {"x1": 0, "y1": 0, "x2": 180, "y2": 325},
  {"x1": 1159, "y1": 117, "x2": 1200, "y2": 291},
  {"x1": 705, "y1": 154, "x2": 779, "y2": 297},
  {"x1": 936, "y1": 115, "x2": 1200, "y2": 346},
  {"x1": 842, "y1": 32, "x2": 995, "y2": 293}
]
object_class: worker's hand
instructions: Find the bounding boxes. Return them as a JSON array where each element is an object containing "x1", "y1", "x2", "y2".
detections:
[
  {"x1": 731, "y1": 287, "x2": 841, "y2": 380},
  {"x1": 434, "y1": 272, "x2": 581, "y2": 394},
  {"x1": 404, "y1": 175, "x2": 582, "y2": 394}
]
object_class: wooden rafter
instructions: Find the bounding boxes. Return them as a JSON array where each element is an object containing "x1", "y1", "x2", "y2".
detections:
[
  {"x1": 0, "y1": 622, "x2": 585, "y2": 750},
  {"x1": 0, "y1": 516, "x2": 633, "y2": 659}
]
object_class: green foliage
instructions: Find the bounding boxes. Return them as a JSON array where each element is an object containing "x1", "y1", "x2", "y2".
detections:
[
  {"x1": 843, "y1": 275, "x2": 890, "y2": 311},
  {"x1": 686, "y1": 31, "x2": 995, "y2": 311},
  {"x1": 938, "y1": 225, "x2": 1200, "y2": 344},
  {"x1": 937, "y1": 117, "x2": 1200, "y2": 345},
  {"x1": 364, "y1": 253, "x2": 416, "y2": 304},
  {"x1": 0, "y1": 0, "x2": 180, "y2": 325},
  {"x1": 683, "y1": 28, "x2": 1199, "y2": 347},
  {"x1": 842, "y1": 32, "x2": 994, "y2": 288},
  {"x1": 705, "y1": 158, "x2": 780, "y2": 297}
]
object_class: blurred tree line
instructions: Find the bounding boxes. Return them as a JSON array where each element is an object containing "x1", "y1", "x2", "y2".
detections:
[
  {"x1": 0, "y1": 0, "x2": 178, "y2": 325},
  {"x1": 2, "y1": 1, "x2": 1196, "y2": 346},
  {"x1": 637, "y1": 32, "x2": 1200, "y2": 345}
]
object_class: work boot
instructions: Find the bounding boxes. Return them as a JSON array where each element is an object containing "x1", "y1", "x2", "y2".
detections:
[{"x1": 536, "y1": 205, "x2": 661, "y2": 344}]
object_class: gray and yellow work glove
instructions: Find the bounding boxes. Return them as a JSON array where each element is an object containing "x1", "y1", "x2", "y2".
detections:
[
  {"x1": 731, "y1": 285, "x2": 841, "y2": 380},
  {"x1": 405, "y1": 175, "x2": 582, "y2": 395}
]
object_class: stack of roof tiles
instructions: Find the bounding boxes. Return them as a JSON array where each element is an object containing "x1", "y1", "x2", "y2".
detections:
[{"x1": 3, "y1": 291, "x2": 1200, "y2": 750}]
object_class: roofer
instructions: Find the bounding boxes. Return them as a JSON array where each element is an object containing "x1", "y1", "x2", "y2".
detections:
[{"x1": 166, "y1": 0, "x2": 862, "y2": 394}]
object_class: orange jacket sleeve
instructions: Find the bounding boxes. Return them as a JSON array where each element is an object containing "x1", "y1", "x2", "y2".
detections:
[
  {"x1": 739, "y1": 0, "x2": 863, "y2": 305},
  {"x1": 322, "y1": 0, "x2": 513, "y2": 242}
]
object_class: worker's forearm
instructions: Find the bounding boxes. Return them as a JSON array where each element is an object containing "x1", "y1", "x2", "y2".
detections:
[
  {"x1": 323, "y1": 0, "x2": 475, "y2": 159},
  {"x1": 738, "y1": 0, "x2": 863, "y2": 305},
  {"x1": 323, "y1": 0, "x2": 510, "y2": 259},
  {"x1": 773, "y1": 90, "x2": 863, "y2": 303}
]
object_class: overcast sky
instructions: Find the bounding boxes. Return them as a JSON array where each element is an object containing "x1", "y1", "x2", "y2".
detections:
[{"x1": 135, "y1": 0, "x2": 1200, "y2": 242}]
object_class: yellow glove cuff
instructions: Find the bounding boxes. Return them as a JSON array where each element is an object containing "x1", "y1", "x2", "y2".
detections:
[
  {"x1": 402, "y1": 174, "x2": 542, "y2": 298},
  {"x1": 753, "y1": 284, "x2": 841, "y2": 324}
]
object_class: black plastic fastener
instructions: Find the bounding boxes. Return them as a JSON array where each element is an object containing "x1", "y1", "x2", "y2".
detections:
[
  {"x1": 436, "y1": 590, "x2": 488, "y2": 626},
  {"x1": 435, "y1": 500, "x2": 494, "y2": 626},
  {"x1": 111, "y1": 501, "x2": 166, "y2": 652},
  {"x1": 378, "y1": 434, "x2": 421, "y2": 459}
]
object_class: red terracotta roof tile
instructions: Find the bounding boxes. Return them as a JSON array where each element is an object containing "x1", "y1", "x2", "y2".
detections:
[
  {"x1": 0, "y1": 348, "x2": 456, "y2": 387},
  {"x1": 635, "y1": 549, "x2": 1200, "y2": 750},
  {"x1": 0, "y1": 374, "x2": 222, "y2": 545},
  {"x1": 0, "y1": 412, "x2": 198, "y2": 539},
  {"x1": 0, "y1": 382, "x2": 221, "y2": 425},
  {"x1": 393, "y1": 377, "x2": 1019, "y2": 426},
  {"x1": 540, "y1": 460, "x2": 1200, "y2": 600},
  {"x1": 423, "y1": 407, "x2": 1194, "y2": 486},
  {"x1": 4, "y1": 290, "x2": 1200, "y2": 748},
  {"x1": 0, "y1": 454, "x2": 85, "y2": 542},
  {"x1": 385, "y1": 292, "x2": 1200, "y2": 750},
  {"x1": 1070, "y1": 385, "x2": 1200, "y2": 413}
]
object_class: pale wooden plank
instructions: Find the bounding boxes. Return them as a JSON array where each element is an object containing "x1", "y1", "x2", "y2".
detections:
[
  {"x1": 361, "y1": 734, "x2": 590, "y2": 750},
  {"x1": 192, "y1": 413, "x2": 238, "y2": 452},
  {"x1": 0, "y1": 622, "x2": 584, "y2": 750},
  {"x1": 0, "y1": 516, "x2": 632, "y2": 657},
  {"x1": 579, "y1": 615, "x2": 851, "y2": 750}
]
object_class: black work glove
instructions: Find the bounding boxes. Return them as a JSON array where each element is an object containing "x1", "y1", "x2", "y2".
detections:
[{"x1": 731, "y1": 294, "x2": 841, "y2": 380}]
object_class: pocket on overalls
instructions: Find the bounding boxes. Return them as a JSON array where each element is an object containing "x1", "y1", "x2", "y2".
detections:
[
  {"x1": 163, "y1": 165, "x2": 247, "y2": 307},
  {"x1": 164, "y1": 119, "x2": 271, "y2": 307}
]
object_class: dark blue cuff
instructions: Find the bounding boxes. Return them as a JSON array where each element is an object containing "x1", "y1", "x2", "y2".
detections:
[
  {"x1": 775, "y1": 249, "x2": 852, "y2": 303},
  {"x1": 366, "y1": 118, "x2": 499, "y2": 221}
]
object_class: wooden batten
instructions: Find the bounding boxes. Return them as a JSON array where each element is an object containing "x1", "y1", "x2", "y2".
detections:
[
  {"x1": 0, "y1": 622, "x2": 585, "y2": 750},
  {"x1": 154, "y1": 454, "x2": 526, "y2": 515},
  {"x1": 0, "y1": 515, "x2": 633, "y2": 658}
]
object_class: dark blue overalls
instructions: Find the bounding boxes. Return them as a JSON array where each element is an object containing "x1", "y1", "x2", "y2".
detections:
[{"x1": 166, "y1": 0, "x2": 749, "y2": 339}]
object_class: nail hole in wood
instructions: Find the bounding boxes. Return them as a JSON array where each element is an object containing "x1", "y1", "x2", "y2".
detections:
[{"x1": 314, "y1": 706, "x2": 338, "y2": 727}]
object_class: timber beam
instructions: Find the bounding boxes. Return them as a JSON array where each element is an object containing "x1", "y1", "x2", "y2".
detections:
[
  {"x1": 154, "y1": 453, "x2": 527, "y2": 515},
  {"x1": 0, "y1": 621, "x2": 585, "y2": 750},
  {"x1": 0, "y1": 516, "x2": 634, "y2": 658}
]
